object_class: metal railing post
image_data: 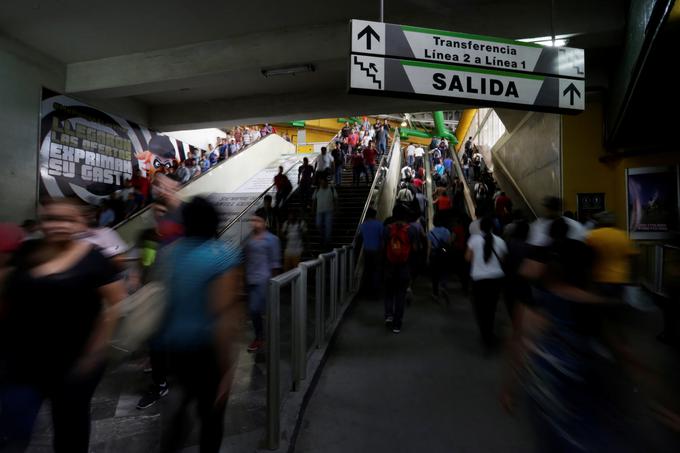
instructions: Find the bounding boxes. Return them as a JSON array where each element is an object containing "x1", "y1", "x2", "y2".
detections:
[
  {"x1": 338, "y1": 248, "x2": 346, "y2": 305},
  {"x1": 296, "y1": 265, "x2": 308, "y2": 382},
  {"x1": 266, "y1": 281, "x2": 280, "y2": 450},
  {"x1": 319, "y1": 256, "x2": 327, "y2": 338},
  {"x1": 291, "y1": 276, "x2": 301, "y2": 391},
  {"x1": 315, "y1": 260, "x2": 323, "y2": 347},
  {"x1": 348, "y1": 245, "x2": 355, "y2": 293},
  {"x1": 330, "y1": 253, "x2": 338, "y2": 321}
]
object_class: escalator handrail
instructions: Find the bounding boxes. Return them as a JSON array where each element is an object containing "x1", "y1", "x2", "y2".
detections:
[
  {"x1": 217, "y1": 152, "x2": 320, "y2": 239},
  {"x1": 450, "y1": 145, "x2": 477, "y2": 220},
  {"x1": 352, "y1": 128, "x2": 399, "y2": 244},
  {"x1": 114, "y1": 133, "x2": 278, "y2": 231},
  {"x1": 216, "y1": 131, "x2": 343, "y2": 239}
]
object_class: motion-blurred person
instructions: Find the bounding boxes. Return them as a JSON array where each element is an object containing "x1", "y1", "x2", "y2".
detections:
[
  {"x1": 0, "y1": 198, "x2": 126, "y2": 453},
  {"x1": 502, "y1": 218, "x2": 634, "y2": 452},
  {"x1": 357, "y1": 208, "x2": 383, "y2": 298},
  {"x1": 155, "y1": 197, "x2": 241, "y2": 453},
  {"x1": 261, "y1": 195, "x2": 278, "y2": 233},
  {"x1": 528, "y1": 196, "x2": 586, "y2": 247},
  {"x1": 383, "y1": 206, "x2": 417, "y2": 333},
  {"x1": 281, "y1": 210, "x2": 307, "y2": 271},
  {"x1": 363, "y1": 140, "x2": 378, "y2": 181},
  {"x1": 428, "y1": 214, "x2": 452, "y2": 304},
  {"x1": 313, "y1": 178, "x2": 337, "y2": 249},
  {"x1": 466, "y1": 217, "x2": 507, "y2": 351},
  {"x1": 351, "y1": 150, "x2": 368, "y2": 185},
  {"x1": 502, "y1": 218, "x2": 531, "y2": 330},
  {"x1": 315, "y1": 146, "x2": 334, "y2": 184},
  {"x1": 331, "y1": 142, "x2": 344, "y2": 186},
  {"x1": 273, "y1": 166, "x2": 293, "y2": 209},
  {"x1": 297, "y1": 157, "x2": 315, "y2": 209},
  {"x1": 586, "y1": 211, "x2": 637, "y2": 299},
  {"x1": 0, "y1": 223, "x2": 25, "y2": 284},
  {"x1": 244, "y1": 208, "x2": 281, "y2": 353}
]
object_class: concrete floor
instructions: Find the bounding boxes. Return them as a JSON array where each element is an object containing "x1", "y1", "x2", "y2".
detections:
[
  {"x1": 293, "y1": 276, "x2": 680, "y2": 453},
  {"x1": 293, "y1": 279, "x2": 537, "y2": 453}
]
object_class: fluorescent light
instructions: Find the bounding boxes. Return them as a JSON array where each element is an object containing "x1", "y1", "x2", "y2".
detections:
[
  {"x1": 518, "y1": 34, "x2": 577, "y2": 47},
  {"x1": 261, "y1": 64, "x2": 315, "y2": 77}
]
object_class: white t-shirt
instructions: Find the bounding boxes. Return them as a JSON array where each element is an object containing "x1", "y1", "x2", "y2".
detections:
[
  {"x1": 414, "y1": 146, "x2": 425, "y2": 157},
  {"x1": 361, "y1": 135, "x2": 371, "y2": 147},
  {"x1": 406, "y1": 145, "x2": 416, "y2": 157},
  {"x1": 401, "y1": 166, "x2": 412, "y2": 180},
  {"x1": 317, "y1": 153, "x2": 333, "y2": 172},
  {"x1": 467, "y1": 234, "x2": 507, "y2": 281},
  {"x1": 283, "y1": 221, "x2": 306, "y2": 256},
  {"x1": 527, "y1": 216, "x2": 587, "y2": 246},
  {"x1": 469, "y1": 219, "x2": 481, "y2": 236},
  {"x1": 313, "y1": 186, "x2": 336, "y2": 213}
]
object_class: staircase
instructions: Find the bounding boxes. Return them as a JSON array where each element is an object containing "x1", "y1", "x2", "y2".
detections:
[{"x1": 284, "y1": 167, "x2": 373, "y2": 260}]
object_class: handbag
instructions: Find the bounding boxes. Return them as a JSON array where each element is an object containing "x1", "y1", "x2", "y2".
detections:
[{"x1": 110, "y1": 281, "x2": 166, "y2": 360}]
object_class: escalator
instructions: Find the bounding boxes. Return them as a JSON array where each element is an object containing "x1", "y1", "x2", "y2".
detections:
[{"x1": 114, "y1": 133, "x2": 295, "y2": 244}]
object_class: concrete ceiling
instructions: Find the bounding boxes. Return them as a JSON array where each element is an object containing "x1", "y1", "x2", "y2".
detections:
[{"x1": 0, "y1": 0, "x2": 629, "y2": 130}]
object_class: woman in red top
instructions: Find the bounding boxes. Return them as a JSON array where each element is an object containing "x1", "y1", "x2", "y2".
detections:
[{"x1": 434, "y1": 190, "x2": 453, "y2": 212}]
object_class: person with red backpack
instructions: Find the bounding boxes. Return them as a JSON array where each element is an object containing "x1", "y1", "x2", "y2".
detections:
[{"x1": 383, "y1": 206, "x2": 417, "y2": 333}]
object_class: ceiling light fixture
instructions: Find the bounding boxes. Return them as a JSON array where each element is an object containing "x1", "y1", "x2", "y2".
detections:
[
  {"x1": 518, "y1": 34, "x2": 575, "y2": 47},
  {"x1": 261, "y1": 64, "x2": 315, "y2": 77}
]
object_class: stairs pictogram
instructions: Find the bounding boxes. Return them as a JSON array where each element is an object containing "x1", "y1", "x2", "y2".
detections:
[{"x1": 353, "y1": 56, "x2": 381, "y2": 89}]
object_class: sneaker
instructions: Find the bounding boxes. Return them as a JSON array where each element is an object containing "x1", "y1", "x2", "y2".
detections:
[
  {"x1": 392, "y1": 327, "x2": 401, "y2": 334},
  {"x1": 136, "y1": 385, "x2": 169, "y2": 409},
  {"x1": 384, "y1": 316, "x2": 394, "y2": 325},
  {"x1": 247, "y1": 339, "x2": 264, "y2": 353}
]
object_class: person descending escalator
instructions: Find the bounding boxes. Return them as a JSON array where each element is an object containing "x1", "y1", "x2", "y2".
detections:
[{"x1": 244, "y1": 209, "x2": 281, "y2": 354}]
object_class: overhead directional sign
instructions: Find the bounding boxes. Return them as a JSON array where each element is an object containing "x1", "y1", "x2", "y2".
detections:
[
  {"x1": 351, "y1": 19, "x2": 585, "y2": 79},
  {"x1": 350, "y1": 55, "x2": 585, "y2": 112},
  {"x1": 349, "y1": 19, "x2": 585, "y2": 113}
]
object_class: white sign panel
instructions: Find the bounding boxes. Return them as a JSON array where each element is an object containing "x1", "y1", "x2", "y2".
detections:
[
  {"x1": 349, "y1": 55, "x2": 585, "y2": 113},
  {"x1": 350, "y1": 19, "x2": 585, "y2": 80}
]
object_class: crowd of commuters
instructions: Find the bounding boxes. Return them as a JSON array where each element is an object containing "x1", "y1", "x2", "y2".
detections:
[
  {"x1": 96, "y1": 124, "x2": 276, "y2": 228},
  {"x1": 3, "y1": 120, "x2": 679, "y2": 452}
]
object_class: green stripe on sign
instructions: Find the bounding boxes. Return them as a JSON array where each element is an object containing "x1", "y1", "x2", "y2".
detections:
[
  {"x1": 400, "y1": 60, "x2": 545, "y2": 80},
  {"x1": 400, "y1": 25, "x2": 542, "y2": 49}
]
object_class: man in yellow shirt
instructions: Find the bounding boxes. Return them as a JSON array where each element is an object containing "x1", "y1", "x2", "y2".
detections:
[{"x1": 586, "y1": 211, "x2": 637, "y2": 296}]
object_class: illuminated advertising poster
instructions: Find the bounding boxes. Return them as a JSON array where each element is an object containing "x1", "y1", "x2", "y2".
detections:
[
  {"x1": 626, "y1": 166, "x2": 679, "y2": 240},
  {"x1": 39, "y1": 89, "x2": 194, "y2": 205}
]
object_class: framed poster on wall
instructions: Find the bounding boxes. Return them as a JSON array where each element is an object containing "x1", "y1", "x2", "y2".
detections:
[
  {"x1": 626, "y1": 166, "x2": 680, "y2": 239},
  {"x1": 576, "y1": 192, "x2": 605, "y2": 222}
]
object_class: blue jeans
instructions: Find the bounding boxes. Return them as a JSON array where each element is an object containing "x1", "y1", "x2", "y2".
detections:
[
  {"x1": 366, "y1": 163, "x2": 375, "y2": 181},
  {"x1": 316, "y1": 210, "x2": 333, "y2": 245},
  {"x1": 407, "y1": 155, "x2": 414, "y2": 167},
  {"x1": 334, "y1": 165, "x2": 343, "y2": 186},
  {"x1": 248, "y1": 282, "x2": 268, "y2": 340},
  {"x1": 378, "y1": 140, "x2": 386, "y2": 154}
]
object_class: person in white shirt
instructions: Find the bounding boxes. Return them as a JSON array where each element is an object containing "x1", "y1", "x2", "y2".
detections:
[
  {"x1": 361, "y1": 132, "x2": 371, "y2": 148},
  {"x1": 406, "y1": 143, "x2": 416, "y2": 167},
  {"x1": 414, "y1": 145, "x2": 425, "y2": 170},
  {"x1": 466, "y1": 216, "x2": 507, "y2": 349},
  {"x1": 315, "y1": 146, "x2": 334, "y2": 183},
  {"x1": 528, "y1": 196, "x2": 587, "y2": 246}
]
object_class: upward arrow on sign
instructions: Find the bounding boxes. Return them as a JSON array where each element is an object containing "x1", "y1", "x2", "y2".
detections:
[
  {"x1": 357, "y1": 25, "x2": 380, "y2": 50},
  {"x1": 563, "y1": 83, "x2": 581, "y2": 106}
]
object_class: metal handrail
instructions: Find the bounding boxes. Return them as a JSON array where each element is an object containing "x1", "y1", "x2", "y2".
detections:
[
  {"x1": 352, "y1": 128, "x2": 399, "y2": 243},
  {"x1": 450, "y1": 145, "x2": 477, "y2": 220},
  {"x1": 114, "y1": 133, "x2": 278, "y2": 230},
  {"x1": 217, "y1": 151, "x2": 319, "y2": 238},
  {"x1": 424, "y1": 145, "x2": 435, "y2": 231}
]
